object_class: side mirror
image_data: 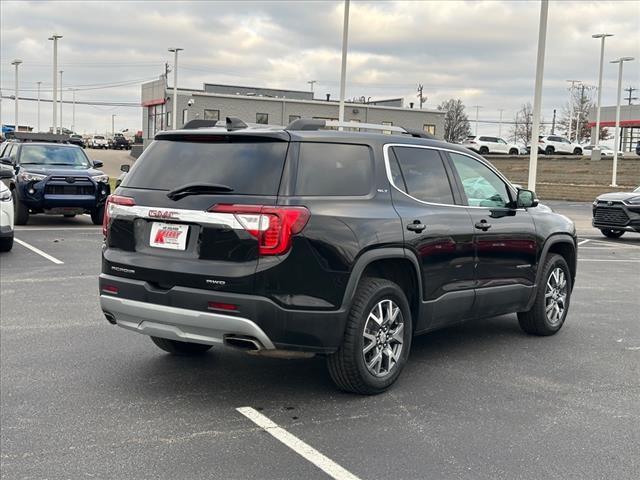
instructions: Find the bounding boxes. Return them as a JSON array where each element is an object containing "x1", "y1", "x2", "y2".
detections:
[
  {"x1": 516, "y1": 189, "x2": 538, "y2": 208},
  {"x1": 120, "y1": 164, "x2": 130, "y2": 173},
  {"x1": 0, "y1": 167, "x2": 14, "y2": 179},
  {"x1": 0, "y1": 157, "x2": 13, "y2": 166},
  {"x1": 93, "y1": 160, "x2": 104, "y2": 168}
]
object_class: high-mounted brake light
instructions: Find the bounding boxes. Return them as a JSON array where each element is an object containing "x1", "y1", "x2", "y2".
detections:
[
  {"x1": 210, "y1": 204, "x2": 310, "y2": 256},
  {"x1": 103, "y1": 194, "x2": 136, "y2": 237}
]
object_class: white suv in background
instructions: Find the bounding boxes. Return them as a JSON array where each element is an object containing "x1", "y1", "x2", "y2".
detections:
[
  {"x1": 88, "y1": 135, "x2": 108, "y2": 149},
  {"x1": 531, "y1": 135, "x2": 583, "y2": 155},
  {"x1": 463, "y1": 136, "x2": 520, "y2": 155},
  {"x1": 0, "y1": 172, "x2": 14, "y2": 252}
]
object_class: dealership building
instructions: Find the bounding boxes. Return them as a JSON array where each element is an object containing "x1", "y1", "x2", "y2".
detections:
[
  {"x1": 140, "y1": 77, "x2": 444, "y2": 146},
  {"x1": 587, "y1": 104, "x2": 640, "y2": 152}
]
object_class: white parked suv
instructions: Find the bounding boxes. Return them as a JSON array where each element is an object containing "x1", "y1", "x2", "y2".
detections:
[
  {"x1": 0, "y1": 169, "x2": 15, "y2": 252},
  {"x1": 530, "y1": 135, "x2": 583, "y2": 155},
  {"x1": 88, "y1": 135, "x2": 108, "y2": 149},
  {"x1": 463, "y1": 136, "x2": 520, "y2": 155}
]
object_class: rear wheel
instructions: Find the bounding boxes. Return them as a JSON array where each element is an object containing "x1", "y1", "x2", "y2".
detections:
[
  {"x1": 573, "y1": 147, "x2": 582, "y2": 155},
  {"x1": 91, "y1": 205, "x2": 104, "y2": 225},
  {"x1": 150, "y1": 336, "x2": 212, "y2": 356},
  {"x1": 600, "y1": 228, "x2": 625, "y2": 239},
  {"x1": 479, "y1": 146, "x2": 489, "y2": 155},
  {"x1": 327, "y1": 277, "x2": 412, "y2": 395},
  {"x1": 509, "y1": 148, "x2": 519, "y2": 155},
  {"x1": 0, "y1": 234, "x2": 13, "y2": 252},
  {"x1": 545, "y1": 146, "x2": 555, "y2": 155},
  {"x1": 13, "y1": 190, "x2": 29, "y2": 225},
  {"x1": 518, "y1": 254, "x2": 571, "y2": 336}
]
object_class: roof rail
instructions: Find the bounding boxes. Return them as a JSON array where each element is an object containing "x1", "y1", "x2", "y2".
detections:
[
  {"x1": 7, "y1": 132, "x2": 70, "y2": 143},
  {"x1": 285, "y1": 118, "x2": 437, "y2": 139}
]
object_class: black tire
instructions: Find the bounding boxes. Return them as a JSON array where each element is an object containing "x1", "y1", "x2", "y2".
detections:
[
  {"x1": 13, "y1": 190, "x2": 29, "y2": 225},
  {"x1": 479, "y1": 146, "x2": 489, "y2": 155},
  {"x1": 90, "y1": 205, "x2": 104, "y2": 225},
  {"x1": 573, "y1": 148, "x2": 582, "y2": 155},
  {"x1": 518, "y1": 254, "x2": 571, "y2": 336},
  {"x1": 509, "y1": 148, "x2": 519, "y2": 155},
  {"x1": 545, "y1": 146, "x2": 554, "y2": 155},
  {"x1": 150, "y1": 336, "x2": 212, "y2": 356},
  {"x1": 0, "y1": 234, "x2": 13, "y2": 252},
  {"x1": 600, "y1": 228, "x2": 625, "y2": 239},
  {"x1": 327, "y1": 277, "x2": 413, "y2": 395}
]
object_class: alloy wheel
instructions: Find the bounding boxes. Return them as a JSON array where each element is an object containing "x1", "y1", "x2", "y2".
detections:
[
  {"x1": 362, "y1": 299, "x2": 404, "y2": 377},
  {"x1": 545, "y1": 267, "x2": 567, "y2": 326}
]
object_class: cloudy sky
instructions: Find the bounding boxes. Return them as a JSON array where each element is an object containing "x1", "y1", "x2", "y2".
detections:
[{"x1": 1, "y1": 0, "x2": 638, "y2": 136}]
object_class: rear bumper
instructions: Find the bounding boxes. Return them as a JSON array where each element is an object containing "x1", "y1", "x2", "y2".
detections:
[{"x1": 99, "y1": 274, "x2": 348, "y2": 353}]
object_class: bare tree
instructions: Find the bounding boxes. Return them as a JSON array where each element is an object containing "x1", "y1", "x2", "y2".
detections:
[
  {"x1": 437, "y1": 98, "x2": 471, "y2": 143},
  {"x1": 510, "y1": 102, "x2": 545, "y2": 145},
  {"x1": 559, "y1": 84, "x2": 608, "y2": 143}
]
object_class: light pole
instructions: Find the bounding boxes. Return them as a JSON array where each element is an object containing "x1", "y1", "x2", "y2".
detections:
[
  {"x1": 527, "y1": 0, "x2": 549, "y2": 192},
  {"x1": 566, "y1": 80, "x2": 580, "y2": 141},
  {"x1": 592, "y1": 33, "x2": 614, "y2": 160},
  {"x1": 168, "y1": 47, "x2": 183, "y2": 129},
  {"x1": 49, "y1": 34, "x2": 62, "y2": 133},
  {"x1": 307, "y1": 80, "x2": 317, "y2": 93},
  {"x1": 610, "y1": 56, "x2": 635, "y2": 187},
  {"x1": 473, "y1": 105, "x2": 482, "y2": 135},
  {"x1": 498, "y1": 109, "x2": 504, "y2": 137},
  {"x1": 59, "y1": 70, "x2": 64, "y2": 133},
  {"x1": 71, "y1": 89, "x2": 76, "y2": 132},
  {"x1": 37, "y1": 81, "x2": 42, "y2": 132},
  {"x1": 338, "y1": 0, "x2": 350, "y2": 125},
  {"x1": 11, "y1": 59, "x2": 22, "y2": 132},
  {"x1": 111, "y1": 114, "x2": 117, "y2": 137}
]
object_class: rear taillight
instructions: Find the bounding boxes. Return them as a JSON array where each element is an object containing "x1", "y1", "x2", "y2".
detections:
[
  {"x1": 103, "y1": 194, "x2": 135, "y2": 237},
  {"x1": 210, "y1": 204, "x2": 310, "y2": 256}
]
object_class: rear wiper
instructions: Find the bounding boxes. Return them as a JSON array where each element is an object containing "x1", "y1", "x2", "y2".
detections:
[{"x1": 167, "y1": 183, "x2": 234, "y2": 200}]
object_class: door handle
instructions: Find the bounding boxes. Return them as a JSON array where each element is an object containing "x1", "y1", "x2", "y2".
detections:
[
  {"x1": 406, "y1": 220, "x2": 426, "y2": 233},
  {"x1": 474, "y1": 219, "x2": 492, "y2": 231}
]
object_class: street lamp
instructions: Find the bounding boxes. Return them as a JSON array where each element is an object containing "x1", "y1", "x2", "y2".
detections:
[
  {"x1": 473, "y1": 105, "x2": 482, "y2": 135},
  {"x1": 37, "y1": 81, "x2": 42, "y2": 132},
  {"x1": 11, "y1": 59, "x2": 22, "y2": 132},
  {"x1": 71, "y1": 88, "x2": 76, "y2": 132},
  {"x1": 338, "y1": 0, "x2": 350, "y2": 126},
  {"x1": 498, "y1": 109, "x2": 504, "y2": 137},
  {"x1": 610, "y1": 56, "x2": 635, "y2": 187},
  {"x1": 48, "y1": 34, "x2": 63, "y2": 133},
  {"x1": 111, "y1": 114, "x2": 117, "y2": 137},
  {"x1": 168, "y1": 47, "x2": 183, "y2": 129},
  {"x1": 591, "y1": 33, "x2": 614, "y2": 160},
  {"x1": 59, "y1": 70, "x2": 64, "y2": 133}
]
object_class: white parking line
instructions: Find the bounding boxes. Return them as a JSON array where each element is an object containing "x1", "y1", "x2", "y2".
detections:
[
  {"x1": 577, "y1": 239, "x2": 590, "y2": 246},
  {"x1": 14, "y1": 238, "x2": 64, "y2": 264},
  {"x1": 237, "y1": 407, "x2": 361, "y2": 480},
  {"x1": 14, "y1": 227, "x2": 100, "y2": 232},
  {"x1": 578, "y1": 259, "x2": 640, "y2": 263}
]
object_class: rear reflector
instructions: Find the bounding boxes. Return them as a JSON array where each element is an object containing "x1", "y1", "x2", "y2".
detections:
[
  {"x1": 103, "y1": 194, "x2": 136, "y2": 237},
  {"x1": 210, "y1": 204, "x2": 310, "y2": 256},
  {"x1": 102, "y1": 284, "x2": 119, "y2": 294},
  {"x1": 208, "y1": 301, "x2": 238, "y2": 311}
]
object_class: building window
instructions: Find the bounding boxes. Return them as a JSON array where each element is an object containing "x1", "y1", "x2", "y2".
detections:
[
  {"x1": 204, "y1": 109, "x2": 220, "y2": 121},
  {"x1": 382, "y1": 121, "x2": 393, "y2": 135},
  {"x1": 256, "y1": 113, "x2": 269, "y2": 124},
  {"x1": 423, "y1": 124, "x2": 436, "y2": 135},
  {"x1": 146, "y1": 104, "x2": 166, "y2": 139},
  {"x1": 166, "y1": 112, "x2": 171, "y2": 128},
  {"x1": 182, "y1": 109, "x2": 189, "y2": 126},
  {"x1": 288, "y1": 115, "x2": 301, "y2": 124}
]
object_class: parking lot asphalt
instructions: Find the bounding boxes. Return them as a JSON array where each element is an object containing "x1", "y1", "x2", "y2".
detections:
[{"x1": 1, "y1": 202, "x2": 639, "y2": 479}]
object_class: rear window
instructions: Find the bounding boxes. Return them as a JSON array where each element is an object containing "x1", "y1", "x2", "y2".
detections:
[
  {"x1": 94, "y1": 136, "x2": 105, "y2": 140},
  {"x1": 295, "y1": 143, "x2": 372, "y2": 196},
  {"x1": 122, "y1": 138, "x2": 288, "y2": 194}
]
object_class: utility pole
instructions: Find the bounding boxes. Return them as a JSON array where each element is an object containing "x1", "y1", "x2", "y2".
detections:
[
  {"x1": 624, "y1": 86, "x2": 638, "y2": 105},
  {"x1": 473, "y1": 105, "x2": 482, "y2": 135},
  {"x1": 498, "y1": 108, "x2": 504, "y2": 137},
  {"x1": 111, "y1": 114, "x2": 117, "y2": 137},
  {"x1": 59, "y1": 70, "x2": 64, "y2": 133},
  {"x1": 49, "y1": 34, "x2": 62, "y2": 133},
  {"x1": 168, "y1": 47, "x2": 183, "y2": 129},
  {"x1": 527, "y1": 0, "x2": 548, "y2": 192},
  {"x1": 566, "y1": 80, "x2": 580, "y2": 141},
  {"x1": 417, "y1": 84, "x2": 426, "y2": 109},
  {"x1": 338, "y1": 0, "x2": 350, "y2": 125},
  {"x1": 551, "y1": 108, "x2": 556, "y2": 134},
  {"x1": 11, "y1": 59, "x2": 22, "y2": 131},
  {"x1": 37, "y1": 81, "x2": 42, "y2": 132},
  {"x1": 576, "y1": 83, "x2": 587, "y2": 143},
  {"x1": 71, "y1": 89, "x2": 76, "y2": 132},
  {"x1": 592, "y1": 33, "x2": 614, "y2": 160},
  {"x1": 307, "y1": 80, "x2": 317, "y2": 94}
]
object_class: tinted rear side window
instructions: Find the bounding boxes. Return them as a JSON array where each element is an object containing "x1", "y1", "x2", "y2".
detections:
[
  {"x1": 295, "y1": 143, "x2": 372, "y2": 196},
  {"x1": 391, "y1": 147, "x2": 454, "y2": 204},
  {"x1": 122, "y1": 139, "x2": 288, "y2": 195}
]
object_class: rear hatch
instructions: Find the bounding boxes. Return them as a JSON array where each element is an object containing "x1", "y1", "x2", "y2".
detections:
[{"x1": 104, "y1": 132, "x2": 291, "y2": 294}]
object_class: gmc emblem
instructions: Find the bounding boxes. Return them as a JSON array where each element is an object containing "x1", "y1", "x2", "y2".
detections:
[{"x1": 149, "y1": 209, "x2": 179, "y2": 219}]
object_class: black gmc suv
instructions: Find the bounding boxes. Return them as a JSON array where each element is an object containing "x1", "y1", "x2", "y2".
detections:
[{"x1": 100, "y1": 118, "x2": 578, "y2": 394}]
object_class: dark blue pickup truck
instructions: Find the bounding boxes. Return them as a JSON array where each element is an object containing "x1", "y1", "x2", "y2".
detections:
[{"x1": 0, "y1": 134, "x2": 110, "y2": 225}]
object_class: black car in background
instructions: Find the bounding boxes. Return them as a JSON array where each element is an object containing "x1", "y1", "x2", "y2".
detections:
[
  {"x1": 68, "y1": 134, "x2": 86, "y2": 148},
  {"x1": 592, "y1": 186, "x2": 640, "y2": 238},
  {"x1": 99, "y1": 118, "x2": 578, "y2": 394},
  {"x1": 0, "y1": 133, "x2": 109, "y2": 225}
]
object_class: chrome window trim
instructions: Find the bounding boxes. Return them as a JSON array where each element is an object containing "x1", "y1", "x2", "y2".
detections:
[
  {"x1": 382, "y1": 143, "x2": 519, "y2": 210},
  {"x1": 108, "y1": 204, "x2": 245, "y2": 229}
]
